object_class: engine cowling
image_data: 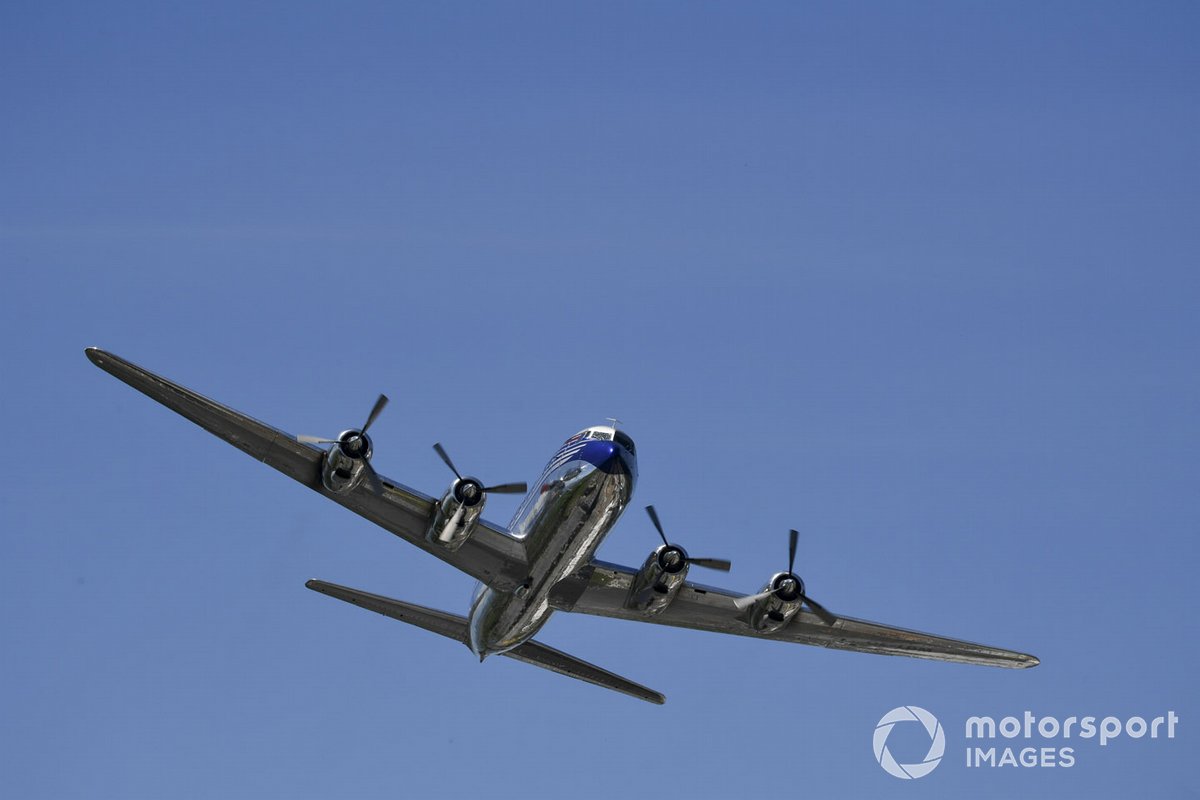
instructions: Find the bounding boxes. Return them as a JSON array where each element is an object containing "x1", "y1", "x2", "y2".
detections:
[
  {"x1": 741, "y1": 572, "x2": 805, "y2": 633},
  {"x1": 626, "y1": 544, "x2": 690, "y2": 615},
  {"x1": 426, "y1": 477, "x2": 487, "y2": 551},
  {"x1": 320, "y1": 430, "x2": 373, "y2": 493}
]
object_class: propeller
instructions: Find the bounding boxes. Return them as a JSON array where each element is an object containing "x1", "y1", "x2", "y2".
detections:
[
  {"x1": 732, "y1": 528, "x2": 837, "y2": 625},
  {"x1": 298, "y1": 393, "x2": 390, "y2": 458},
  {"x1": 432, "y1": 442, "x2": 527, "y2": 504},
  {"x1": 296, "y1": 394, "x2": 390, "y2": 493},
  {"x1": 644, "y1": 505, "x2": 731, "y2": 572}
]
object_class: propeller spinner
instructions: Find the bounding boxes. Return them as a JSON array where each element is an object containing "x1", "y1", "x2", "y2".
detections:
[
  {"x1": 432, "y1": 442, "x2": 527, "y2": 505},
  {"x1": 298, "y1": 393, "x2": 389, "y2": 458},
  {"x1": 732, "y1": 529, "x2": 837, "y2": 625},
  {"x1": 644, "y1": 505, "x2": 731, "y2": 573}
]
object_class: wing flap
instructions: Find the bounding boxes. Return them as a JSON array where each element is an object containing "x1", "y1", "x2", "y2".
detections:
[
  {"x1": 85, "y1": 348, "x2": 529, "y2": 590},
  {"x1": 305, "y1": 580, "x2": 664, "y2": 704},
  {"x1": 549, "y1": 561, "x2": 1039, "y2": 670}
]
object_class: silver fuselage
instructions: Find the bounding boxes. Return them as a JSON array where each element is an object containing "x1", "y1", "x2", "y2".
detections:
[{"x1": 467, "y1": 428, "x2": 636, "y2": 658}]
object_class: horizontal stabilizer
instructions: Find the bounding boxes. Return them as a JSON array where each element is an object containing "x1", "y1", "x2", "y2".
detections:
[
  {"x1": 503, "y1": 638, "x2": 664, "y2": 705},
  {"x1": 305, "y1": 580, "x2": 664, "y2": 705},
  {"x1": 305, "y1": 580, "x2": 470, "y2": 644}
]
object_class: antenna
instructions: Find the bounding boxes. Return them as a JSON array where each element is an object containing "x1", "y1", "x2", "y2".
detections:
[{"x1": 606, "y1": 417, "x2": 623, "y2": 430}]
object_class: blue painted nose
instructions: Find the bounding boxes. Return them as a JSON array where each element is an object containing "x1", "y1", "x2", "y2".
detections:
[{"x1": 580, "y1": 439, "x2": 635, "y2": 476}]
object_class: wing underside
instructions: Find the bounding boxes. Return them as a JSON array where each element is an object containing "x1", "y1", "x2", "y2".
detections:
[
  {"x1": 549, "y1": 560, "x2": 1039, "y2": 669},
  {"x1": 85, "y1": 348, "x2": 529, "y2": 590}
]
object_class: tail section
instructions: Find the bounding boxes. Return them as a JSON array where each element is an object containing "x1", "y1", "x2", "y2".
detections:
[{"x1": 305, "y1": 580, "x2": 664, "y2": 705}]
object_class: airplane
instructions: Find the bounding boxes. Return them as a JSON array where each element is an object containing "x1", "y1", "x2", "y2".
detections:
[{"x1": 85, "y1": 347, "x2": 1039, "y2": 704}]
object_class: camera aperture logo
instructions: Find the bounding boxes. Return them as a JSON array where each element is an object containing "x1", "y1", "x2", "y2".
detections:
[{"x1": 874, "y1": 706, "x2": 946, "y2": 779}]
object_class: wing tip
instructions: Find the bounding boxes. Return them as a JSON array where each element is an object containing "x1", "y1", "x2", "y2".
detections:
[
  {"x1": 84, "y1": 346, "x2": 107, "y2": 367},
  {"x1": 993, "y1": 650, "x2": 1039, "y2": 669}
]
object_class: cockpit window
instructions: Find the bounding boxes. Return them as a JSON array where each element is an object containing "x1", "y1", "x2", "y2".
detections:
[
  {"x1": 590, "y1": 430, "x2": 612, "y2": 441},
  {"x1": 614, "y1": 430, "x2": 635, "y2": 455}
]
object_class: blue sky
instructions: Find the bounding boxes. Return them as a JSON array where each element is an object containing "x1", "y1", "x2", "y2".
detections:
[{"x1": 2, "y1": 2, "x2": 1197, "y2": 797}]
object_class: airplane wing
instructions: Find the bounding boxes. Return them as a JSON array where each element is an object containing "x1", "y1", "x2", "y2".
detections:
[
  {"x1": 85, "y1": 348, "x2": 530, "y2": 591},
  {"x1": 548, "y1": 560, "x2": 1039, "y2": 669}
]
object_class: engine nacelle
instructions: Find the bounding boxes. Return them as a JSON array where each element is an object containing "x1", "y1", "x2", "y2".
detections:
[
  {"x1": 626, "y1": 545, "x2": 689, "y2": 615},
  {"x1": 741, "y1": 572, "x2": 804, "y2": 634},
  {"x1": 427, "y1": 477, "x2": 487, "y2": 551},
  {"x1": 320, "y1": 430, "x2": 373, "y2": 494}
]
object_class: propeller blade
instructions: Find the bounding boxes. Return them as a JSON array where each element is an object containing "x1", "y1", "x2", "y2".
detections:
[
  {"x1": 432, "y1": 442, "x2": 462, "y2": 480},
  {"x1": 732, "y1": 587, "x2": 776, "y2": 611},
  {"x1": 297, "y1": 435, "x2": 338, "y2": 444},
  {"x1": 689, "y1": 558, "x2": 732, "y2": 572},
  {"x1": 801, "y1": 594, "x2": 837, "y2": 626},
  {"x1": 360, "y1": 394, "x2": 389, "y2": 435},
  {"x1": 644, "y1": 505, "x2": 731, "y2": 570},
  {"x1": 645, "y1": 505, "x2": 670, "y2": 548},
  {"x1": 482, "y1": 482, "x2": 528, "y2": 494},
  {"x1": 788, "y1": 528, "x2": 798, "y2": 575}
]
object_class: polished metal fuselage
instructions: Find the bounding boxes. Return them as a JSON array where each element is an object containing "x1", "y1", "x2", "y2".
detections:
[{"x1": 467, "y1": 432, "x2": 635, "y2": 658}]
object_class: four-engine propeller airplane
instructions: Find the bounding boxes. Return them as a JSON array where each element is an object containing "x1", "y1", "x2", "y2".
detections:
[{"x1": 86, "y1": 348, "x2": 1038, "y2": 704}]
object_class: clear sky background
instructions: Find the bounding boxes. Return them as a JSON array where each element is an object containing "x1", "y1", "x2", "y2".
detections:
[{"x1": 2, "y1": 2, "x2": 1197, "y2": 798}]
